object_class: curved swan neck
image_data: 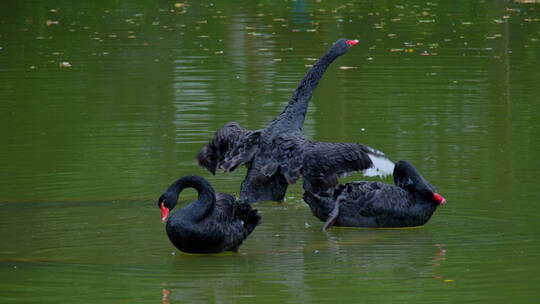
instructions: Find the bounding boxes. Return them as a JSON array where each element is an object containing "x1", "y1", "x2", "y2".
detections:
[
  {"x1": 168, "y1": 175, "x2": 216, "y2": 211},
  {"x1": 278, "y1": 51, "x2": 339, "y2": 130}
]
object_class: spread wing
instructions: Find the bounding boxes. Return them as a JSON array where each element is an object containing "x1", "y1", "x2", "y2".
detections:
[
  {"x1": 197, "y1": 122, "x2": 261, "y2": 174},
  {"x1": 259, "y1": 133, "x2": 305, "y2": 184},
  {"x1": 302, "y1": 141, "x2": 394, "y2": 194},
  {"x1": 221, "y1": 129, "x2": 262, "y2": 172}
]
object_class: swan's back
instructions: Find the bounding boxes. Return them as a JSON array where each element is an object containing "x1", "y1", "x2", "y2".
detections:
[
  {"x1": 335, "y1": 182, "x2": 411, "y2": 227},
  {"x1": 304, "y1": 180, "x2": 438, "y2": 228}
]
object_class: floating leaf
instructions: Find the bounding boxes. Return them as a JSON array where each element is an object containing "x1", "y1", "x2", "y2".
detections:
[{"x1": 59, "y1": 62, "x2": 72, "y2": 68}]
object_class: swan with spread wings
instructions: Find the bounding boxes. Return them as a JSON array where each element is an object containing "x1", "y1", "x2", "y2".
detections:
[{"x1": 197, "y1": 39, "x2": 394, "y2": 203}]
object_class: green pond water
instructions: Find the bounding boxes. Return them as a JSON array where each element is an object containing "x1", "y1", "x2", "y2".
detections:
[{"x1": 1, "y1": 0, "x2": 539, "y2": 303}]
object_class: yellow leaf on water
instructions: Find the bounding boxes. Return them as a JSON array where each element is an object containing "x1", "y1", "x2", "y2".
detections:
[{"x1": 443, "y1": 279, "x2": 455, "y2": 283}]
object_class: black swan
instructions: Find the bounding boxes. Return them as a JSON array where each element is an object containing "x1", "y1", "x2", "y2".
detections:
[
  {"x1": 303, "y1": 160, "x2": 447, "y2": 231},
  {"x1": 198, "y1": 38, "x2": 394, "y2": 203},
  {"x1": 158, "y1": 175, "x2": 261, "y2": 253}
]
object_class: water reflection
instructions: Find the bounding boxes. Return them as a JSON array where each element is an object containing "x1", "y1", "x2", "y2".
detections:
[{"x1": 151, "y1": 200, "x2": 450, "y2": 302}]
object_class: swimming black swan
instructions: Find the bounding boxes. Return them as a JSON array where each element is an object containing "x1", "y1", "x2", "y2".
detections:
[
  {"x1": 303, "y1": 160, "x2": 447, "y2": 231},
  {"x1": 158, "y1": 175, "x2": 261, "y2": 253},
  {"x1": 198, "y1": 38, "x2": 394, "y2": 203}
]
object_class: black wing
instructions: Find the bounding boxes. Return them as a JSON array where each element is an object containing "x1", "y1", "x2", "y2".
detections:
[
  {"x1": 259, "y1": 133, "x2": 305, "y2": 184},
  {"x1": 336, "y1": 181, "x2": 421, "y2": 225},
  {"x1": 214, "y1": 192, "x2": 261, "y2": 230},
  {"x1": 302, "y1": 141, "x2": 394, "y2": 194},
  {"x1": 197, "y1": 122, "x2": 260, "y2": 174},
  {"x1": 221, "y1": 128, "x2": 262, "y2": 172},
  {"x1": 212, "y1": 192, "x2": 261, "y2": 246}
]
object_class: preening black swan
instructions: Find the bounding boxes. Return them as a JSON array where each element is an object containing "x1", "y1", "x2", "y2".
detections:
[
  {"x1": 303, "y1": 160, "x2": 446, "y2": 231},
  {"x1": 158, "y1": 175, "x2": 261, "y2": 253},
  {"x1": 198, "y1": 38, "x2": 394, "y2": 203}
]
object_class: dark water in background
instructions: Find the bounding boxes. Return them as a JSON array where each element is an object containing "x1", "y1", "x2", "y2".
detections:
[{"x1": 1, "y1": 0, "x2": 539, "y2": 302}]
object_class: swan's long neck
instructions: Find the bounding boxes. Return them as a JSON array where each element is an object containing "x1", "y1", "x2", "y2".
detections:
[
  {"x1": 277, "y1": 51, "x2": 338, "y2": 130},
  {"x1": 169, "y1": 175, "x2": 215, "y2": 219}
]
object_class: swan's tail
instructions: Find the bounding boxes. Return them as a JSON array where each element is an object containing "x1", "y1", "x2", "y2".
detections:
[
  {"x1": 362, "y1": 147, "x2": 395, "y2": 177},
  {"x1": 237, "y1": 203, "x2": 261, "y2": 234}
]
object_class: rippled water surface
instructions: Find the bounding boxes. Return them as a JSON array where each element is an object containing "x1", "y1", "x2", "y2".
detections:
[{"x1": 1, "y1": 0, "x2": 539, "y2": 303}]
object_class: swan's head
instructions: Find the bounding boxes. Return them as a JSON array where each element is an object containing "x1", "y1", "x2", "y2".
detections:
[
  {"x1": 331, "y1": 38, "x2": 359, "y2": 56},
  {"x1": 393, "y1": 160, "x2": 446, "y2": 205},
  {"x1": 158, "y1": 192, "x2": 177, "y2": 223}
]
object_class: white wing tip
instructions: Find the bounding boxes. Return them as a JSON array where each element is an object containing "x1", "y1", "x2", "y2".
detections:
[{"x1": 363, "y1": 154, "x2": 395, "y2": 177}]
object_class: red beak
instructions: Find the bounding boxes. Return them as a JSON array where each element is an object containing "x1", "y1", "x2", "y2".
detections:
[
  {"x1": 433, "y1": 193, "x2": 447, "y2": 205},
  {"x1": 160, "y1": 202, "x2": 170, "y2": 223},
  {"x1": 346, "y1": 39, "x2": 359, "y2": 46}
]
